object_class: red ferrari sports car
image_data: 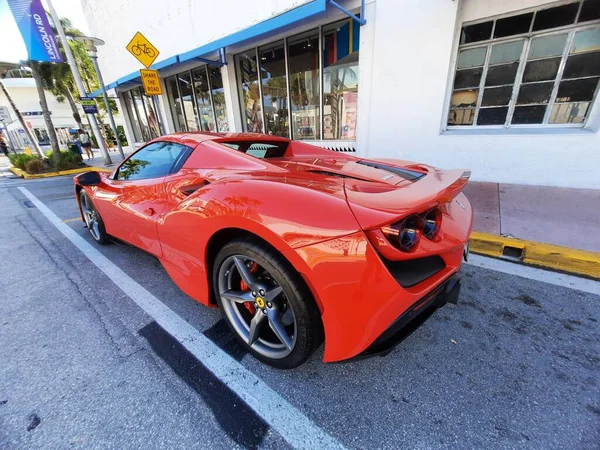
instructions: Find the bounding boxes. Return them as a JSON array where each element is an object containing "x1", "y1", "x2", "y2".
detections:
[{"x1": 74, "y1": 132, "x2": 473, "y2": 368}]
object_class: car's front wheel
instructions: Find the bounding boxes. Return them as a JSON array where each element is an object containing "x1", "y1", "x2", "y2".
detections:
[
  {"x1": 79, "y1": 190, "x2": 108, "y2": 245},
  {"x1": 213, "y1": 237, "x2": 323, "y2": 369}
]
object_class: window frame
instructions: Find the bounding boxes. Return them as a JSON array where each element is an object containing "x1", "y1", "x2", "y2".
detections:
[
  {"x1": 447, "y1": 2, "x2": 600, "y2": 131},
  {"x1": 112, "y1": 140, "x2": 194, "y2": 181}
]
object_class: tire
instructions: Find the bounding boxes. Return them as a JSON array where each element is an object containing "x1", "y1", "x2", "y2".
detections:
[
  {"x1": 213, "y1": 237, "x2": 323, "y2": 369},
  {"x1": 79, "y1": 190, "x2": 108, "y2": 245}
]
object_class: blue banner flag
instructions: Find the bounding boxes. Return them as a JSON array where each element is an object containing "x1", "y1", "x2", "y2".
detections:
[{"x1": 7, "y1": 0, "x2": 63, "y2": 63}]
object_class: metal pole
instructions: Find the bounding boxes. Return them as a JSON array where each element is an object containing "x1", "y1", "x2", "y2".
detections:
[
  {"x1": 90, "y1": 53, "x2": 125, "y2": 158},
  {"x1": 46, "y1": 0, "x2": 112, "y2": 165},
  {"x1": 0, "y1": 79, "x2": 44, "y2": 157}
]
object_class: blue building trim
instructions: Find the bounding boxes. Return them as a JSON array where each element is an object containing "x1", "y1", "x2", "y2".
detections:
[{"x1": 88, "y1": 0, "x2": 328, "y2": 98}]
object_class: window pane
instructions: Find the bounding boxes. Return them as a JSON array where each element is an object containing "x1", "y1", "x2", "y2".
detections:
[
  {"x1": 457, "y1": 47, "x2": 487, "y2": 69},
  {"x1": 117, "y1": 142, "x2": 186, "y2": 181},
  {"x1": 494, "y1": 13, "x2": 533, "y2": 38},
  {"x1": 131, "y1": 88, "x2": 152, "y2": 141},
  {"x1": 556, "y1": 77, "x2": 600, "y2": 102},
  {"x1": 477, "y1": 107, "x2": 508, "y2": 125},
  {"x1": 143, "y1": 95, "x2": 161, "y2": 138},
  {"x1": 562, "y1": 52, "x2": 600, "y2": 78},
  {"x1": 323, "y1": 21, "x2": 359, "y2": 140},
  {"x1": 122, "y1": 91, "x2": 142, "y2": 141},
  {"x1": 448, "y1": 108, "x2": 475, "y2": 125},
  {"x1": 192, "y1": 67, "x2": 215, "y2": 132},
  {"x1": 522, "y1": 57, "x2": 561, "y2": 82},
  {"x1": 579, "y1": 0, "x2": 600, "y2": 22},
  {"x1": 481, "y1": 86, "x2": 513, "y2": 106},
  {"x1": 454, "y1": 68, "x2": 483, "y2": 89},
  {"x1": 485, "y1": 62, "x2": 519, "y2": 86},
  {"x1": 236, "y1": 51, "x2": 263, "y2": 133},
  {"x1": 259, "y1": 41, "x2": 289, "y2": 137},
  {"x1": 549, "y1": 102, "x2": 590, "y2": 123},
  {"x1": 489, "y1": 40, "x2": 524, "y2": 65},
  {"x1": 451, "y1": 90, "x2": 478, "y2": 107},
  {"x1": 288, "y1": 30, "x2": 320, "y2": 140},
  {"x1": 571, "y1": 29, "x2": 600, "y2": 54},
  {"x1": 460, "y1": 21, "x2": 493, "y2": 44},
  {"x1": 177, "y1": 72, "x2": 199, "y2": 131},
  {"x1": 517, "y1": 82, "x2": 554, "y2": 104},
  {"x1": 209, "y1": 67, "x2": 229, "y2": 132},
  {"x1": 528, "y1": 34, "x2": 567, "y2": 59},
  {"x1": 512, "y1": 105, "x2": 546, "y2": 124},
  {"x1": 166, "y1": 77, "x2": 186, "y2": 132},
  {"x1": 532, "y1": 3, "x2": 579, "y2": 31}
]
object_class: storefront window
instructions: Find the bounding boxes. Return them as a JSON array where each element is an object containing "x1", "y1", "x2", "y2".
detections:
[
  {"x1": 323, "y1": 20, "x2": 359, "y2": 140},
  {"x1": 259, "y1": 40, "x2": 289, "y2": 137},
  {"x1": 143, "y1": 95, "x2": 161, "y2": 137},
  {"x1": 123, "y1": 90, "x2": 143, "y2": 142},
  {"x1": 177, "y1": 72, "x2": 199, "y2": 131},
  {"x1": 192, "y1": 67, "x2": 216, "y2": 132},
  {"x1": 131, "y1": 88, "x2": 152, "y2": 141},
  {"x1": 288, "y1": 30, "x2": 320, "y2": 140},
  {"x1": 209, "y1": 66, "x2": 229, "y2": 132},
  {"x1": 166, "y1": 76, "x2": 186, "y2": 132},
  {"x1": 236, "y1": 50, "x2": 263, "y2": 132}
]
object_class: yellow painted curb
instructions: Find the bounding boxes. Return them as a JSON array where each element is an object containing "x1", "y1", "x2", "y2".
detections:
[
  {"x1": 470, "y1": 231, "x2": 600, "y2": 280},
  {"x1": 9, "y1": 165, "x2": 112, "y2": 179}
]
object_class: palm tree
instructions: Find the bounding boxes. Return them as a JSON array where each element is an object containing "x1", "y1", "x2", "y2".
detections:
[{"x1": 28, "y1": 61, "x2": 60, "y2": 159}]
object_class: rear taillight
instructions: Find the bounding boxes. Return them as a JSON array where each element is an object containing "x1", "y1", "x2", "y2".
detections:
[
  {"x1": 423, "y1": 208, "x2": 442, "y2": 240},
  {"x1": 381, "y1": 207, "x2": 443, "y2": 251}
]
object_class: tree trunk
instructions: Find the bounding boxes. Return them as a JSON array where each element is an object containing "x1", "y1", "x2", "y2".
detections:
[
  {"x1": 64, "y1": 88, "x2": 84, "y2": 130},
  {"x1": 29, "y1": 61, "x2": 61, "y2": 163}
]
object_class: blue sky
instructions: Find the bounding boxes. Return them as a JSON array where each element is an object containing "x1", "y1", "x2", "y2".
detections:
[{"x1": 0, "y1": 0, "x2": 90, "y2": 63}]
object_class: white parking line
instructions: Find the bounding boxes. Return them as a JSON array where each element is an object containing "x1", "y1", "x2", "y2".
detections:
[
  {"x1": 466, "y1": 254, "x2": 600, "y2": 296},
  {"x1": 18, "y1": 187, "x2": 345, "y2": 450}
]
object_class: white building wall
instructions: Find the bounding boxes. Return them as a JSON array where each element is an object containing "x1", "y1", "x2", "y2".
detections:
[{"x1": 360, "y1": 0, "x2": 600, "y2": 189}]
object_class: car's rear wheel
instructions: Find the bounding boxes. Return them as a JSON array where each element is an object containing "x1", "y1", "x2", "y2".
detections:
[
  {"x1": 79, "y1": 190, "x2": 108, "y2": 245},
  {"x1": 213, "y1": 237, "x2": 323, "y2": 369}
]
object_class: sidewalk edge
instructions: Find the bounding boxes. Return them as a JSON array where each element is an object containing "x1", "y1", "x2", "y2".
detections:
[
  {"x1": 9, "y1": 166, "x2": 112, "y2": 179},
  {"x1": 469, "y1": 231, "x2": 600, "y2": 280}
]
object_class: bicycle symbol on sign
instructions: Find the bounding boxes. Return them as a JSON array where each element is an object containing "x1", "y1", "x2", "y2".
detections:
[{"x1": 131, "y1": 41, "x2": 156, "y2": 58}]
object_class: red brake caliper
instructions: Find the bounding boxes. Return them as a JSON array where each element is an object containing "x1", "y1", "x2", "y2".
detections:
[{"x1": 241, "y1": 262, "x2": 259, "y2": 315}]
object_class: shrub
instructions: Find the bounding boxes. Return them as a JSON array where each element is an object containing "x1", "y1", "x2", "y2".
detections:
[
  {"x1": 25, "y1": 158, "x2": 42, "y2": 174},
  {"x1": 52, "y1": 150, "x2": 82, "y2": 171},
  {"x1": 9, "y1": 153, "x2": 36, "y2": 170},
  {"x1": 45, "y1": 149, "x2": 54, "y2": 159}
]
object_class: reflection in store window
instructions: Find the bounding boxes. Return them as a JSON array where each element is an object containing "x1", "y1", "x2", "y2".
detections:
[
  {"x1": 166, "y1": 76, "x2": 186, "y2": 132},
  {"x1": 323, "y1": 19, "x2": 359, "y2": 140},
  {"x1": 177, "y1": 72, "x2": 199, "y2": 131},
  {"x1": 193, "y1": 67, "x2": 215, "y2": 132},
  {"x1": 288, "y1": 30, "x2": 320, "y2": 140},
  {"x1": 209, "y1": 66, "x2": 229, "y2": 132},
  {"x1": 236, "y1": 51, "x2": 263, "y2": 133},
  {"x1": 260, "y1": 41, "x2": 289, "y2": 137}
]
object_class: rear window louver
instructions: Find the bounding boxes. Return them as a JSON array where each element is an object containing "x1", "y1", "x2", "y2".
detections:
[{"x1": 357, "y1": 160, "x2": 425, "y2": 181}]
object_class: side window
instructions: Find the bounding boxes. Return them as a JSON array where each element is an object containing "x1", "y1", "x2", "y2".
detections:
[{"x1": 115, "y1": 142, "x2": 189, "y2": 181}]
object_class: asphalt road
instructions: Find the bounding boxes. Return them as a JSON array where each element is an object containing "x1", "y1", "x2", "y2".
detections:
[{"x1": 0, "y1": 173, "x2": 599, "y2": 449}]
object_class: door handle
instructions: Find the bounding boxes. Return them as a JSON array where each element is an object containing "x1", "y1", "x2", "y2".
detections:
[{"x1": 144, "y1": 207, "x2": 155, "y2": 216}]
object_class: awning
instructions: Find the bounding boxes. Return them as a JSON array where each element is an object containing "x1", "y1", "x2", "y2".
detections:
[{"x1": 89, "y1": 0, "x2": 328, "y2": 97}]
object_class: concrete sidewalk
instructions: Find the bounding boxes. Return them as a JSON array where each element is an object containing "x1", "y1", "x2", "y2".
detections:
[{"x1": 463, "y1": 182, "x2": 600, "y2": 254}]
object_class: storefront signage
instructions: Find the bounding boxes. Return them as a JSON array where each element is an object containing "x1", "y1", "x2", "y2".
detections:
[
  {"x1": 7, "y1": 0, "x2": 63, "y2": 63},
  {"x1": 139, "y1": 69, "x2": 163, "y2": 96},
  {"x1": 80, "y1": 97, "x2": 98, "y2": 114},
  {"x1": 126, "y1": 31, "x2": 160, "y2": 68}
]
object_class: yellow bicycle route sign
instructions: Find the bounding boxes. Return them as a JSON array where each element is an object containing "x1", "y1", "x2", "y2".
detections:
[
  {"x1": 126, "y1": 31, "x2": 159, "y2": 68},
  {"x1": 140, "y1": 69, "x2": 163, "y2": 96}
]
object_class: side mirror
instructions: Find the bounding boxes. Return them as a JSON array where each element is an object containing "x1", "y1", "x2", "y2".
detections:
[{"x1": 77, "y1": 171, "x2": 103, "y2": 186}]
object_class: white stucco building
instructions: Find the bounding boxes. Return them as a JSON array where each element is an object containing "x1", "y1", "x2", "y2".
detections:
[{"x1": 82, "y1": 0, "x2": 600, "y2": 188}]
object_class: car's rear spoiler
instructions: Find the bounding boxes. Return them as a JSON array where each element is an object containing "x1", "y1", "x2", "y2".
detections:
[{"x1": 344, "y1": 169, "x2": 471, "y2": 230}]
